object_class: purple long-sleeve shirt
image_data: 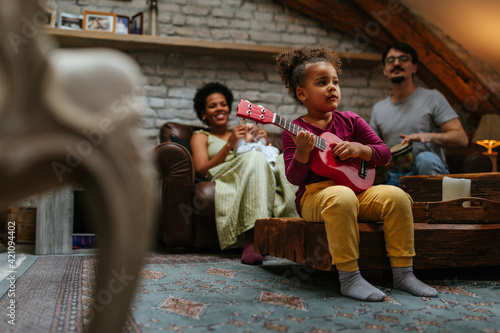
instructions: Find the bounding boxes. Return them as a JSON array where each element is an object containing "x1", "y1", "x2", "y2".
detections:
[{"x1": 282, "y1": 111, "x2": 391, "y2": 213}]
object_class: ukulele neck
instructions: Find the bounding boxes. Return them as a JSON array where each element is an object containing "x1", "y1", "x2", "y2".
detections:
[{"x1": 274, "y1": 114, "x2": 327, "y2": 151}]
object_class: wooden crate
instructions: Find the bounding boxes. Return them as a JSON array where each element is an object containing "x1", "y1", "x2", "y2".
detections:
[
  {"x1": 412, "y1": 198, "x2": 500, "y2": 224},
  {"x1": 400, "y1": 172, "x2": 500, "y2": 202},
  {"x1": 2, "y1": 207, "x2": 37, "y2": 244}
]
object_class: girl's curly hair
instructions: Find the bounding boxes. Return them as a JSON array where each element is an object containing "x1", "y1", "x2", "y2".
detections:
[
  {"x1": 275, "y1": 47, "x2": 342, "y2": 104},
  {"x1": 193, "y1": 82, "x2": 234, "y2": 122}
]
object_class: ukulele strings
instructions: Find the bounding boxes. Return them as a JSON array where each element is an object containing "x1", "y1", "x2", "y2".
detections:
[{"x1": 253, "y1": 107, "x2": 366, "y2": 170}]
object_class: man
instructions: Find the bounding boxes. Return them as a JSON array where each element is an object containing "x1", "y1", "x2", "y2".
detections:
[{"x1": 370, "y1": 42, "x2": 469, "y2": 186}]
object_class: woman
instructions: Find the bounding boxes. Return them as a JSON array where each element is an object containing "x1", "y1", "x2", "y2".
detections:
[{"x1": 190, "y1": 82, "x2": 298, "y2": 265}]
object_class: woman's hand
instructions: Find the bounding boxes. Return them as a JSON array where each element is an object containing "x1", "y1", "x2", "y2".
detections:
[
  {"x1": 250, "y1": 125, "x2": 269, "y2": 144},
  {"x1": 227, "y1": 124, "x2": 248, "y2": 148}
]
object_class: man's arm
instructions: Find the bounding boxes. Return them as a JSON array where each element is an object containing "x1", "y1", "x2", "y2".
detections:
[{"x1": 400, "y1": 118, "x2": 469, "y2": 148}]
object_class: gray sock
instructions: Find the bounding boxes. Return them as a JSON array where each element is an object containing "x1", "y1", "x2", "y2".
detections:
[
  {"x1": 338, "y1": 270, "x2": 386, "y2": 302},
  {"x1": 392, "y1": 266, "x2": 437, "y2": 297}
]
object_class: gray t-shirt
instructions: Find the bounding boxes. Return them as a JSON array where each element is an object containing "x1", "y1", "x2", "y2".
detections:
[{"x1": 369, "y1": 87, "x2": 458, "y2": 166}]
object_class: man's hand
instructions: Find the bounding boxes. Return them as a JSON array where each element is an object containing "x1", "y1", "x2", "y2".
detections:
[
  {"x1": 399, "y1": 119, "x2": 468, "y2": 148},
  {"x1": 400, "y1": 133, "x2": 433, "y2": 145}
]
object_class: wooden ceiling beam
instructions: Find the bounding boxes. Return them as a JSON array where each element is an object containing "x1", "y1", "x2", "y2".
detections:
[
  {"x1": 275, "y1": 0, "x2": 395, "y2": 49},
  {"x1": 351, "y1": 0, "x2": 500, "y2": 126},
  {"x1": 276, "y1": 0, "x2": 500, "y2": 126}
]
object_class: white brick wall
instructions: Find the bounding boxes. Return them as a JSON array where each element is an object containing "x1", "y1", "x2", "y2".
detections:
[
  {"x1": 51, "y1": 0, "x2": 499, "y2": 149},
  {"x1": 52, "y1": 0, "x2": 386, "y2": 147}
]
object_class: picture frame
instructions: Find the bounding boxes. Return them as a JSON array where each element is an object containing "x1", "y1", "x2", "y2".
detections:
[
  {"x1": 58, "y1": 12, "x2": 83, "y2": 31},
  {"x1": 130, "y1": 12, "x2": 143, "y2": 35},
  {"x1": 83, "y1": 11, "x2": 117, "y2": 33},
  {"x1": 116, "y1": 15, "x2": 130, "y2": 35}
]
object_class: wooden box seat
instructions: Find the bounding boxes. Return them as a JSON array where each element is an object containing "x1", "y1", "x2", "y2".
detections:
[{"x1": 255, "y1": 173, "x2": 500, "y2": 271}]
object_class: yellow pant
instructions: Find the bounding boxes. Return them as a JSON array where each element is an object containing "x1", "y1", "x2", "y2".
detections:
[{"x1": 300, "y1": 180, "x2": 415, "y2": 272}]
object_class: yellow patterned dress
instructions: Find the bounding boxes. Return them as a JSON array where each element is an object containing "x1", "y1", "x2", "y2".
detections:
[{"x1": 195, "y1": 130, "x2": 299, "y2": 250}]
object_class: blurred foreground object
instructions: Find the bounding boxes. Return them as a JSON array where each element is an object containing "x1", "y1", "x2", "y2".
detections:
[{"x1": 0, "y1": 1, "x2": 155, "y2": 332}]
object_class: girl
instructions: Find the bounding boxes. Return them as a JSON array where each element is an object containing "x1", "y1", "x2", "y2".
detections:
[{"x1": 276, "y1": 47, "x2": 437, "y2": 301}]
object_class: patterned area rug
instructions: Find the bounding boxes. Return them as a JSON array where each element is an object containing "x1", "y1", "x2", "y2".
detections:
[
  {"x1": 0, "y1": 255, "x2": 140, "y2": 333},
  {"x1": 135, "y1": 255, "x2": 500, "y2": 333},
  {"x1": 1, "y1": 253, "x2": 500, "y2": 332},
  {"x1": 0, "y1": 256, "x2": 87, "y2": 332}
]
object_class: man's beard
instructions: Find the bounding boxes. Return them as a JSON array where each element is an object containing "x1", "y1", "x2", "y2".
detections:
[{"x1": 391, "y1": 76, "x2": 405, "y2": 84}]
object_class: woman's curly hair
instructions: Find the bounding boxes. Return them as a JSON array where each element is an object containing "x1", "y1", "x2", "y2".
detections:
[
  {"x1": 193, "y1": 82, "x2": 234, "y2": 122},
  {"x1": 275, "y1": 47, "x2": 342, "y2": 104}
]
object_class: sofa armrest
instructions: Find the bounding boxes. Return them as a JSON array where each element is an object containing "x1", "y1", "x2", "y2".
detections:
[
  {"x1": 154, "y1": 142, "x2": 196, "y2": 250},
  {"x1": 192, "y1": 181, "x2": 219, "y2": 249}
]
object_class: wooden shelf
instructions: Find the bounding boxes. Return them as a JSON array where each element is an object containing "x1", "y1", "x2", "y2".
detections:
[{"x1": 44, "y1": 28, "x2": 380, "y2": 67}]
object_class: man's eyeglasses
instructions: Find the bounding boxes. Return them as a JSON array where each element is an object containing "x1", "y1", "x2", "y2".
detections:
[{"x1": 384, "y1": 55, "x2": 411, "y2": 65}]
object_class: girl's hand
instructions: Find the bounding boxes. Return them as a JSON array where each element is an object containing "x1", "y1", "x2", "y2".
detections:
[
  {"x1": 292, "y1": 131, "x2": 315, "y2": 164},
  {"x1": 332, "y1": 141, "x2": 374, "y2": 161},
  {"x1": 332, "y1": 141, "x2": 362, "y2": 161}
]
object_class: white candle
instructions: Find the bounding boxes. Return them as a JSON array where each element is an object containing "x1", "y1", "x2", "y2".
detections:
[{"x1": 442, "y1": 177, "x2": 471, "y2": 204}]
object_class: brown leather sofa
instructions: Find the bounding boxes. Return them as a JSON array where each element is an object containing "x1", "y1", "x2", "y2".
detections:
[{"x1": 154, "y1": 122, "x2": 284, "y2": 253}]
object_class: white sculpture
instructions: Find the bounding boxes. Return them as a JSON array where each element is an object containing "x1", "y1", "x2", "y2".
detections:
[{"x1": 0, "y1": 1, "x2": 156, "y2": 332}]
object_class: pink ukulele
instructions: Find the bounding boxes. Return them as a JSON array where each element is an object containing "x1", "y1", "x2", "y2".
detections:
[{"x1": 236, "y1": 99, "x2": 375, "y2": 193}]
